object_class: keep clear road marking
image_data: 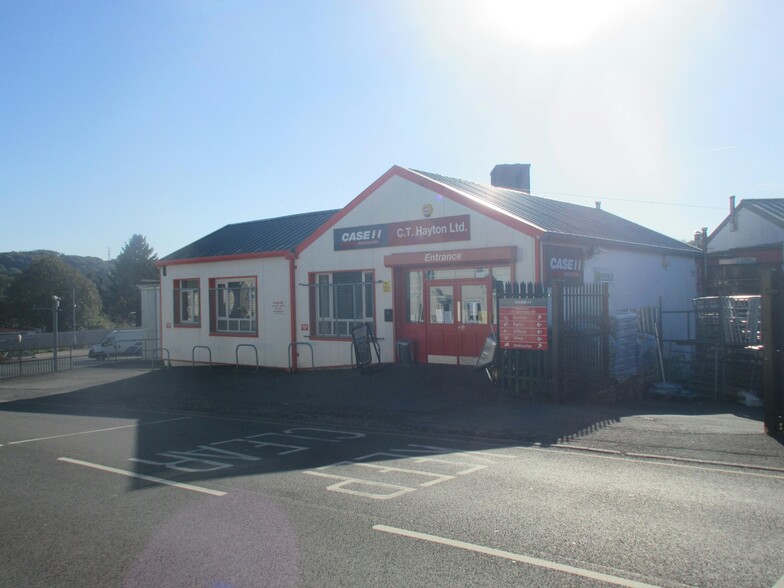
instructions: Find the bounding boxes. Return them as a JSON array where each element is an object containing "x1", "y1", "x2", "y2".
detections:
[
  {"x1": 304, "y1": 444, "x2": 519, "y2": 500},
  {"x1": 373, "y1": 525, "x2": 675, "y2": 588},
  {"x1": 8, "y1": 417, "x2": 191, "y2": 445},
  {"x1": 57, "y1": 457, "x2": 226, "y2": 497}
]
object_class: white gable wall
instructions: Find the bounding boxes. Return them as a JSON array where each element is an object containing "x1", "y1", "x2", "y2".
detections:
[
  {"x1": 708, "y1": 207, "x2": 784, "y2": 252},
  {"x1": 294, "y1": 174, "x2": 538, "y2": 367}
]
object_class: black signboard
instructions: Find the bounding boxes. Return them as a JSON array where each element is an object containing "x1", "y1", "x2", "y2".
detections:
[
  {"x1": 543, "y1": 245, "x2": 584, "y2": 284},
  {"x1": 351, "y1": 323, "x2": 373, "y2": 367}
]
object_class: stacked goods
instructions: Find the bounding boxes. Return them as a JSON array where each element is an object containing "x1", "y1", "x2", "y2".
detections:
[{"x1": 610, "y1": 311, "x2": 639, "y2": 382}]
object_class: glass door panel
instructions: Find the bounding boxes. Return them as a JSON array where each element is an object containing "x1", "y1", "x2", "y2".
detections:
[
  {"x1": 429, "y1": 286, "x2": 454, "y2": 324},
  {"x1": 461, "y1": 284, "x2": 488, "y2": 325}
]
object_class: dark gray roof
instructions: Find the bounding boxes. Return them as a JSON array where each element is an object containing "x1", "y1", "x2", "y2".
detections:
[
  {"x1": 411, "y1": 169, "x2": 700, "y2": 254},
  {"x1": 161, "y1": 209, "x2": 339, "y2": 262}
]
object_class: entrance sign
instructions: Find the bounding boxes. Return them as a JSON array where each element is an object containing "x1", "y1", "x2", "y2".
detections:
[
  {"x1": 384, "y1": 246, "x2": 516, "y2": 268},
  {"x1": 334, "y1": 215, "x2": 471, "y2": 251},
  {"x1": 499, "y1": 297, "x2": 548, "y2": 350}
]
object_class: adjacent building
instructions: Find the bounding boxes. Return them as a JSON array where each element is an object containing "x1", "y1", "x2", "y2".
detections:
[{"x1": 704, "y1": 196, "x2": 784, "y2": 295}]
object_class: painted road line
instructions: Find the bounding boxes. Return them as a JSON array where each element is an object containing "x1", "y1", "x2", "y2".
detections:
[
  {"x1": 773, "y1": 572, "x2": 784, "y2": 588},
  {"x1": 303, "y1": 470, "x2": 415, "y2": 499},
  {"x1": 57, "y1": 457, "x2": 226, "y2": 497},
  {"x1": 373, "y1": 525, "x2": 673, "y2": 588},
  {"x1": 9, "y1": 417, "x2": 191, "y2": 445}
]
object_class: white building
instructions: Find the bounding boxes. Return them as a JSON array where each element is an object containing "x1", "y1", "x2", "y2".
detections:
[
  {"x1": 158, "y1": 165, "x2": 700, "y2": 369},
  {"x1": 705, "y1": 196, "x2": 784, "y2": 295}
]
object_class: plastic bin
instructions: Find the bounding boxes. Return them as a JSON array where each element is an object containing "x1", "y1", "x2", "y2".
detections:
[{"x1": 396, "y1": 339, "x2": 415, "y2": 364}]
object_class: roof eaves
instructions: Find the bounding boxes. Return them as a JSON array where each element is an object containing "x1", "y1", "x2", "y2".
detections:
[
  {"x1": 541, "y1": 232, "x2": 701, "y2": 255},
  {"x1": 156, "y1": 250, "x2": 293, "y2": 267}
]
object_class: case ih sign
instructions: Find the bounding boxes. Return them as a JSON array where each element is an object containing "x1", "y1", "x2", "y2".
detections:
[
  {"x1": 499, "y1": 297, "x2": 549, "y2": 350},
  {"x1": 334, "y1": 215, "x2": 471, "y2": 251},
  {"x1": 543, "y1": 245, "x2": 584, "y2": 284}
]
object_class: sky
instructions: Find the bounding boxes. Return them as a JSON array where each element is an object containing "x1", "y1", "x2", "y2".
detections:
[{"x1": 1, "y1": 0, "x2": 783, "y2": 260}]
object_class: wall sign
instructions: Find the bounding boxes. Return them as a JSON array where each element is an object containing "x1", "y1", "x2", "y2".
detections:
[
  {"x1": 499, "y1": 297, "x2": 548, "y2": 350},
  {"x1": 543, "y1": 245, "x2": 584, "y2": 284},
  {"x1": 334, "y1": 215, "x2": 470, "y2": 251},
  {"x1": 384, "y1": 246, "x2": 516, "y2": 268}
]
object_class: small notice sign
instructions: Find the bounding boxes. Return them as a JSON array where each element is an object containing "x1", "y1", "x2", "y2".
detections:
[{"x1": 499, "y1": 297, "x2": 548, "y2": 350}]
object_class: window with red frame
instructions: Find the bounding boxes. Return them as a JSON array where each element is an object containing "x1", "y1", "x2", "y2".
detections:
[
  {"x1": 173, "y1": 279, "x2": 200, "y2": 326},
  {"x1": 209, "y1": 277, "x2": 257, "y2": 334}
]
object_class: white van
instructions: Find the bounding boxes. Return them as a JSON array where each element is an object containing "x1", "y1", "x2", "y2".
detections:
[{"x1": 88, "y1": 330, "x2": 145, "y2": 360}]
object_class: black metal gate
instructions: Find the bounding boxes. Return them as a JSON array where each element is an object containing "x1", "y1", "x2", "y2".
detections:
[
  {"x1": 495, "y1": 281, "x2": 609, "y2": 400},
  {"x1": 762, "y1": 270, "x2": 784, "y2": 436}
]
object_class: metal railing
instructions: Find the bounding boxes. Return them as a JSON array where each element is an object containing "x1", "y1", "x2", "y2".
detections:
[{"x1": 0, "y1": 340, "x2": 163, "y2": 381}]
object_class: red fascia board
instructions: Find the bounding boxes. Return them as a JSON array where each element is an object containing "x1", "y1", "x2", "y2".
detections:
[
  {"x1": 156, "y1": 250, "x2": 294, "y2": 267},
  {"x1": 295, "y1": 165, "x2": 545, "y2": 255}
]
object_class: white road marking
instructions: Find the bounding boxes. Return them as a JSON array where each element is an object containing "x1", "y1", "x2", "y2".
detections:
[
  {"x1": 405, "y1": 444, "x2": 517, "y2": 461},
  {"x1": 373, "y1": 525, "x2": 670, "y2": 588},
  {"x1": 9, "y1": 417, "x2": 191, "y2": 445},
  {"x1": 303, "y1": 471, "x2": 414, "y2": 499},
  {"x1": 57, "y1": 457, "x2": 226, "y2": 497},
  {"x1": 354, "y1": 452, "x2": 488, "y2": 475},
  {"x1": 773, "y1": 572, "x2": 784, "y2": 588}
]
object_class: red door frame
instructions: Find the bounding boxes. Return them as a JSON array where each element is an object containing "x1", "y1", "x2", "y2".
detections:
[{"x1": 425, "y1": 277, "x2": 492, "y2": 360}]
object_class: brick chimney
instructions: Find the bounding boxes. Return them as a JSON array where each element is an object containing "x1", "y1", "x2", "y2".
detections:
[{"x1": 490, "y1": 164, "x2": 530, "y2": 193}]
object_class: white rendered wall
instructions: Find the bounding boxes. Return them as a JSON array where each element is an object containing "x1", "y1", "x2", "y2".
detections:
[
  {"x1": 160, "y1": 256, "x2": 292, "y2": 368},
  {"x1": 584, "y1": 248, "x2": 698, "y2": 340},
  {"x1": 294, "y1": 174, "x2": 538, "y2": 368}
]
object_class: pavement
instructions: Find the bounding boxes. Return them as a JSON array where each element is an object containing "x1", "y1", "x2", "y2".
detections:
[{"x1": 1, "y1": 362, "x2": 783, "y2": 471}]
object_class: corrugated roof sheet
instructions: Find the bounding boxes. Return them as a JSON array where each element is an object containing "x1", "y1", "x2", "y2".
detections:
[
  {"x1": 743, "y1": 198, "x2": 784, "y2": 229},
  {"x1": 161, "y1": 209, "x2": 339, "y2": 262},
  {"x1": 411, "y1": 169, "x2": 699, "y2": 254}
]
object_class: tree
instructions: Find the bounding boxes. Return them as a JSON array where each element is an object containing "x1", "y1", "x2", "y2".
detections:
[
  {"x1": 107, "y1": 234, "x2": 158, "y2": 325},
  {"x1": 6, "y1": 256, "x2": 108, "y2": 330}
]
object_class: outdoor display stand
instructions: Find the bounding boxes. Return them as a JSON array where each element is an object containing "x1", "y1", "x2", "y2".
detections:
[{"x1": 351, "y1": 322, "x2": 383, "y2": 373}]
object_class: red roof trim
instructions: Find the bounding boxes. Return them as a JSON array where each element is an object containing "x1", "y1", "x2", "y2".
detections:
[
  {"x1": 155, "y1": 250, "x2": 294, "y2": 267},
  {"x1": 295, "y1": 166, "x2": 402, "y2": 253},
  {"x1": 295, "y1": 165, "x2": 546, "y2": 255}
]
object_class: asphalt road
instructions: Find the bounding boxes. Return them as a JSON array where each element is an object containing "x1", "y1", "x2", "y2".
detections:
[{"x1": 1, "y1": 402, "x2": 783, "y2": 587}]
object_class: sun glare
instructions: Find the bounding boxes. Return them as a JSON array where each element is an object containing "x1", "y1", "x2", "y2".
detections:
[{"x1": 479, "y1": 0, "x2": 640, "y2": 48}]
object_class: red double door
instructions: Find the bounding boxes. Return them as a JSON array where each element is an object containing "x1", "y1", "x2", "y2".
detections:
[{"x1": 426, "y1": 279, "x2": 491, "y2": 361}]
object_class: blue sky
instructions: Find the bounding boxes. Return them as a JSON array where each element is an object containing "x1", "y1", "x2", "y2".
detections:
[{"x1": 2, "y1": 1, "x2": 782, "y2": 260}]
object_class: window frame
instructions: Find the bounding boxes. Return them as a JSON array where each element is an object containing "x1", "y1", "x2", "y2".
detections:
[
  {"x1": 173, "y1": 278, "x2": 201, "y2": 327},
  {"x1": 309, "y1": 270, "x2": 375, "y2": 339},
  {"x1": 208, "y1": 276, "x2": 258, "y2": 336}
]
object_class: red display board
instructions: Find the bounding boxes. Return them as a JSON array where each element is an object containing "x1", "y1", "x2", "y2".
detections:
[{"x1": 499, "y1": 298, "x2": 548, "y2": 350}]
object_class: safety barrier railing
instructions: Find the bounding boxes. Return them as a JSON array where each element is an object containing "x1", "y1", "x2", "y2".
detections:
[
  {"x1": 150, "y1": 348, "x2": 171, "y2": 370},
  {"x1": 191, "y1": 345, "x2": 212, "y2": 368},
  {"x1": 235, "y1": 344, "x2": 259, "y2": 370},
  {"x1": 288, "y1": 342, "x2": 314, "y2": 372}
]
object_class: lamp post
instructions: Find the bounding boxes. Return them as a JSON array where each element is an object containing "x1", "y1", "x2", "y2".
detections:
[
  {"x1": 33, "y1": 295, "x2": 61, "y2": 371},
  {"x1": 52, "y1": 295, "x2": 60, "y2": 371}
]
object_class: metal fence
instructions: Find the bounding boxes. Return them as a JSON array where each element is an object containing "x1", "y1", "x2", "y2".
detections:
[
  {"x1": 660, "y1": 297, "x2": 764, "y2": 400},
  {"x1": 0, "y1": 339, "x2": 163, "y2": 381},
  {"x1": 495, "y1": 281, "x2": 609, "y2": 400}
]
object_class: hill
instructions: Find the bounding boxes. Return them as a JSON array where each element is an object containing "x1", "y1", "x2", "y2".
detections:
[{"x1": 0, "y1": 250, "x2": 114, "y2": 285}]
